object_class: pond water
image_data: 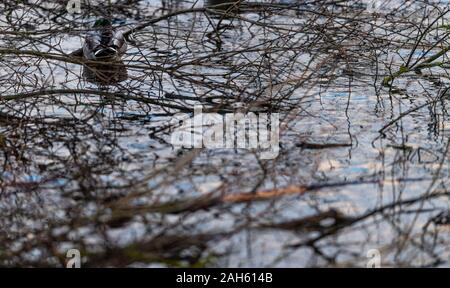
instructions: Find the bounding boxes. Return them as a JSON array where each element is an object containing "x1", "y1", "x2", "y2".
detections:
[{"x1": 0, "y1": 0, "x2": 449, "y2": 267}]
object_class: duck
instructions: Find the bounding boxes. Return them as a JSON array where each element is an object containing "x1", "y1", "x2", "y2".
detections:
[
  {"x1": 84, "y1": 18, "x2": 127, "y2": 60},
  {"x1": 70, "y1": 18, "x2": 127, "y2": 61}
]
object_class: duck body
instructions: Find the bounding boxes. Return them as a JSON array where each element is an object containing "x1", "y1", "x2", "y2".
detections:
[{"x1": 82, "y1": 19, "x2": 127, "y2": 61}]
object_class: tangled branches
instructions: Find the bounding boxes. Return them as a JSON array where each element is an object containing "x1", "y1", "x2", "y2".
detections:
[{"x1": 0, "y1": 0, "x2": 450, "y2": 267}]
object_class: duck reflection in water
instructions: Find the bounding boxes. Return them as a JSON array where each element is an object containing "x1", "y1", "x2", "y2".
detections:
[{"x1": 82, "y1": 61, "x2": 128, "y2": 85}]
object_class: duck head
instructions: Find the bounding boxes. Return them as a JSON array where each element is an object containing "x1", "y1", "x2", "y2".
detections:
[{"x1": 93, "y1": 18, "x2": 112, "y2": 29}]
